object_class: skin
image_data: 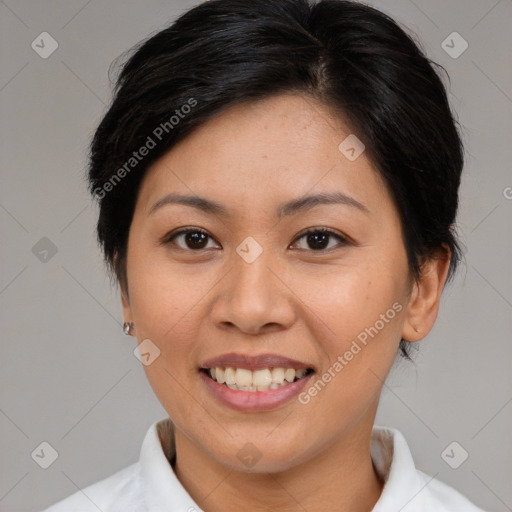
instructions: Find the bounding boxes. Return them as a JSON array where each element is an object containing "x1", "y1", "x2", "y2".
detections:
[{"x1": 121, "y1": 93, "x2": 450, "y2": 512}]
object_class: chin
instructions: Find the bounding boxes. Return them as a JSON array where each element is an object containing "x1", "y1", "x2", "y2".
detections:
[{"x1": 207, "y1": 434, "x2": 313, "y2": 474}]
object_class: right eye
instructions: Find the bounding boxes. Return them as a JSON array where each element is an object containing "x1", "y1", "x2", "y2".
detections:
[{"x1": 163, "y1": 227, "x2": 220, "y2": 251}]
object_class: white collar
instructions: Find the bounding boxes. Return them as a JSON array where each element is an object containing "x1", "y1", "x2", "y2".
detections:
[
  {"x1": 370, "y1": 426, "x2": 428, "y2": 511},
  {"x1": 139, "y1": 419, "x2": 195, "y2": 510}
]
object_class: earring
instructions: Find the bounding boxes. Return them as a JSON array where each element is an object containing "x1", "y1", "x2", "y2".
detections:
[{"x1": 123, "y1": 322, "x2": 134, "y2": 335}]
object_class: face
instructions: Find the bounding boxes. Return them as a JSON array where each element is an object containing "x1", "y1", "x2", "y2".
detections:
[{"x1": 121, "y1": 93, "x2": 442, "y2": 472}]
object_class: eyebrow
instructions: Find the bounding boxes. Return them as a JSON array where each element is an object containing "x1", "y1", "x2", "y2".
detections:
[{"x1": 148, "y1": 191, "x2": 369, "y2": 218}]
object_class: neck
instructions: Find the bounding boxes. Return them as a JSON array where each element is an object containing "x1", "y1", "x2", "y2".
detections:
[{"x1": 172, "y1": 417, "x2": 383, "y2": 512}]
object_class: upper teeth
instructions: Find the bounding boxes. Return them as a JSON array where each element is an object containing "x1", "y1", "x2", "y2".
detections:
[{"x1": 208, "y1": 367, "x2": 307, "y2": 390}]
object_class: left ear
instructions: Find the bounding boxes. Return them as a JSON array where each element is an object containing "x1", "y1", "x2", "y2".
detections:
[{"x1": 401, "y1": 244, "x2": 451, "y2": 342}]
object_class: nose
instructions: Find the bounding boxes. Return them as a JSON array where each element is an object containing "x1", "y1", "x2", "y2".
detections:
[{"x1": 210, "y1": 245, "x2": 297, "y2": 336}]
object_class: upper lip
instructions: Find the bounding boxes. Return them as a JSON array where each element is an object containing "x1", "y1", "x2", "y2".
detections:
[{"x1": 200, "y1": 352, "x2": 314, "y2": 371}]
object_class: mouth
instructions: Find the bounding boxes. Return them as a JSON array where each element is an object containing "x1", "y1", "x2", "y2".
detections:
[
  {"x1": 199, "y1": 352, "x2": 316, "y2": 410},
  {"x1": 200, "y1": 366, "x2": 315, "y2": 392}
]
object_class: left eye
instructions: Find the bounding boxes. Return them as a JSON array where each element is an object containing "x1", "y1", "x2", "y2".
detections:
[{"x1": 291, "y1": 228, "x2": 348, "y2": 251}]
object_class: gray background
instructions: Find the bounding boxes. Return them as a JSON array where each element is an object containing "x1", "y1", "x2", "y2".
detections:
[{"x1": 0, "y1": 0, "x2": 510, "y2": 511}]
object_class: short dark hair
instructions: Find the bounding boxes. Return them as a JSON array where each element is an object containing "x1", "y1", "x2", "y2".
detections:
[{"x1": 87, "y1": 0, "x2": 465, "y2": 358}]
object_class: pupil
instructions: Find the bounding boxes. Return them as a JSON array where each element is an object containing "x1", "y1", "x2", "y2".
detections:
[
  {"x1": 186, "y1": 232, "x2": 207, "y2": 249},
  {"x1": 308, "y1": 232, "x2": 328, "y2": 250}
]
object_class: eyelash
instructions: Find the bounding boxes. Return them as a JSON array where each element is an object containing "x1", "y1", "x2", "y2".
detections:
[{"x1": 162, "y1": 227, "x2": 349, "y2": 253}]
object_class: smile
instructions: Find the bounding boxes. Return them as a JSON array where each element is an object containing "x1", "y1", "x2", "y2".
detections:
[{"x1": 202, "y1": 367, "x2": 314, "y2": 392}]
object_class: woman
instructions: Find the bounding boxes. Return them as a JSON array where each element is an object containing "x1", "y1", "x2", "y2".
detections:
[{"x1": 42, "y1": 0, "x2": 485, "y2": 510}]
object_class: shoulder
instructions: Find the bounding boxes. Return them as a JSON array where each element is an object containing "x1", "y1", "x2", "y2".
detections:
[
  {"x1": 371, "y1": 426, "x2": 486, "y2": 512},
  {"x1": 415, "y1": 469, "x2": 487, "y2": 512},
  {"x1": 39, "y1": 418, "x2": 177, "y2": 512},
  {"x1": 40, "y1": 462, "x2": 143, "y2": 512}
]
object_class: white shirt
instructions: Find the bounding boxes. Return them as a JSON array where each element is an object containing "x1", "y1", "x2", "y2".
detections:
[{"x1": 41, "y1": 418, "x2": 485, "y2": 512}]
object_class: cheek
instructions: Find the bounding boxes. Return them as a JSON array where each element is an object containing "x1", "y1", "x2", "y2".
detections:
[
  {"x1": 126, "y1": 247, "x2": 210, "y2": 407},
  {"x1": 129, "y1": 256, "x2": 205, "y2": 418},
  {"x1": 298, "y1": 273, "x2": 402, "y2": 427},
  {"x1": 296, "y1": 258, "x2": 405, "y2": 385},
  {"x1": 127, "y1": 244, "x2": 207, "y2": 336},
  {"x1": 293, "y1": 259, "x2": 402, "y2": 335}
]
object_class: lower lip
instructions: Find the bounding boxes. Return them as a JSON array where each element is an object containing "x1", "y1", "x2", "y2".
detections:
[{"x1": 199, "y1": 371, "x2": 314, "y2": 412}]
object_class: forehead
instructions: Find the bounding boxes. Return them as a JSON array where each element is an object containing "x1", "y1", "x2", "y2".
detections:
[{"x1": 137, "y1": 93, "x2": 389, "y2": 217}]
